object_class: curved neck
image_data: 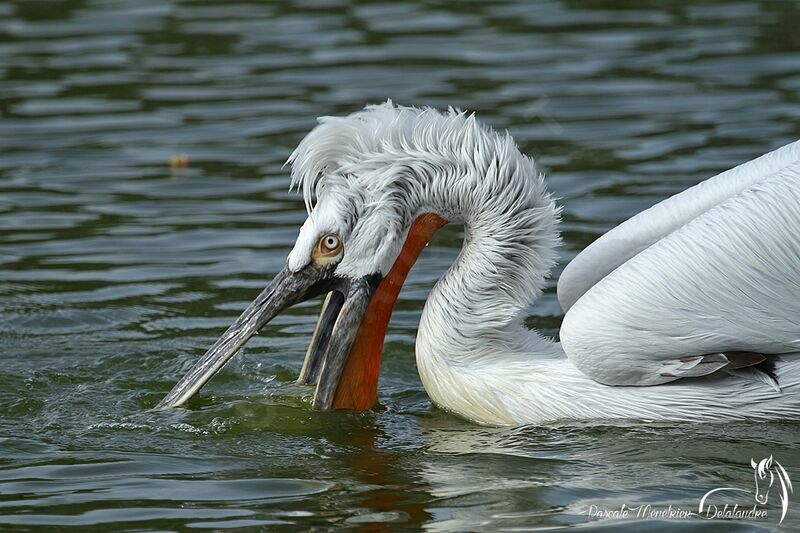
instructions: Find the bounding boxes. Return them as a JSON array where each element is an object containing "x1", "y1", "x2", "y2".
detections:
[{"x1": 416, "y1": 151, "x2": 560, "y2": 358}]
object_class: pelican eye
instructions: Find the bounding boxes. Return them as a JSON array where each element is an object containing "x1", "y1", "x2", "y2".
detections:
[
  {"x1": 312, "y1": 233, "x2": 343, "y2": 263},
  {"x1": 321, "y1": 235, "x2": 340, "y2": 253}
]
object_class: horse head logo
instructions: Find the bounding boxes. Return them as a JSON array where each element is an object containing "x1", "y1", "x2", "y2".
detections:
[
  {"x1": 700, "y1": 456, "x2": 793, "y2": 524},
  {"x1": 751, "y1": 456, "x2": 793, "y2": 523}
]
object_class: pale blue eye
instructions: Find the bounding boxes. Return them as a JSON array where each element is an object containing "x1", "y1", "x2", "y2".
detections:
[{"x1": 322, "y1": 235, "x2": 340, "y2": 251}]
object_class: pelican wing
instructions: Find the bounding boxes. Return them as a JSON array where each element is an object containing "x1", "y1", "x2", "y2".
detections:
[
  {"x1": 557, "y1": 140, "x2": 800, "y2": 312},
  {"x1": 558, "y1": 140, "x2": 800, "y2": 386}
]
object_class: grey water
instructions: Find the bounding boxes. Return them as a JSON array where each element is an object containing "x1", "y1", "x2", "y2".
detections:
[{"x1": 1, "y1": 0, "x2": 799, "y2": 530}]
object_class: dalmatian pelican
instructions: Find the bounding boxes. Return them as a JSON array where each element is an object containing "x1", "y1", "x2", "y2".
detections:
[{"x1": 157, "y1": 103, "x2": 800, "y2": 426}]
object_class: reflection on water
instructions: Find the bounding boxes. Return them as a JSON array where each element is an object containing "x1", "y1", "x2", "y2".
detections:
[{"x1": 1, "y1": 0, "x2": 799, "y2": 529}]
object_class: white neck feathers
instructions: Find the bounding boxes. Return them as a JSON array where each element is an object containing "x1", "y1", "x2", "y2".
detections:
[{"x1": 288, "y1": 101, "x2": 561, "y2": 360}]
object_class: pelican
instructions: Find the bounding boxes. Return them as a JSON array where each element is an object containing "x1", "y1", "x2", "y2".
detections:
[{"x1": 157, "y1": 102, "x2": 800, "y2": 426}]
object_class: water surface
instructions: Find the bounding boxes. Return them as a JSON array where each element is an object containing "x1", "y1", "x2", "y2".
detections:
[{"x1": 1, "y1": 0, "x2": 800, "y2": 530}]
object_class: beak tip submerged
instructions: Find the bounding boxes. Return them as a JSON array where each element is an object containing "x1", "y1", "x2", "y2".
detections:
[
  {"x1": 154, "y1": 264, "x2": 323, "y2": 410},
  {"x1": 154, "y1": 386, "x2": 190, "y2": 410},
  {"x1": 155, "y1": 263, "x2": 385, "y2": 414}
]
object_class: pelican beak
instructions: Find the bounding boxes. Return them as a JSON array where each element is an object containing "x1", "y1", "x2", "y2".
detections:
[
  {"x1": 304, "y1": 275, "x2": 381, "y2": 410},
  {"x1": 156, "y1": 213, "x2": 446, "y2": 412},
  {"x1": 155, "y1": 261, "x2": 377, "y2": 410}
]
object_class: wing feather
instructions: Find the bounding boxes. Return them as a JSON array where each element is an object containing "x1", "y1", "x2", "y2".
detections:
[
  {"x1": 557, "y1": 140, "x2": 800, "y2": 312},
  {"x1": 559, "y1": 157, "x2": 800, "y2": 386}
]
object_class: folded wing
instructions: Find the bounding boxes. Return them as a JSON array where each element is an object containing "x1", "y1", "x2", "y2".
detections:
[
  {"x1": 557, "y1": 140, "x2": 800, "y2": 312},
  {"x1": 558, "y1": 140, "x2": 800, "y2": 386}
]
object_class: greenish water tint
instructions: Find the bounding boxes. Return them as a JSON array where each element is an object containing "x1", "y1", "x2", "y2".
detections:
[{"x1": 1, "y1": 0, "x2": 800, "y2": 530}]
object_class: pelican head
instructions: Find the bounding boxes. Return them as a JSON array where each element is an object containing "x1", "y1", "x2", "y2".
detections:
[{"x1": 155, "y1": 102, "x2": 498, "y2": 411}]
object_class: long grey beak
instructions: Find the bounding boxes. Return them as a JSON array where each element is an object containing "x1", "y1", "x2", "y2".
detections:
[
  {"x1": 156, "y1": 262, "x2": 379, "y2": 410},
  {"x1": 310, "y1": 275, "x2": 378, "y2": 409},
  {"x1": 298, "y1": 291, "x2": 344, "y2": 386},
  {"x1": 156, "y1": 263, "x2": 333, "y2": 409}
]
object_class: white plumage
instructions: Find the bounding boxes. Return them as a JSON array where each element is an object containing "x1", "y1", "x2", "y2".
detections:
[
  {"x1": 560, "y1": 156, "x2": 800, "y2": 386},
  {"x1": 287, "y1": 102, "x2": 800, "y2": 426}
]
